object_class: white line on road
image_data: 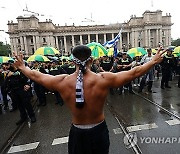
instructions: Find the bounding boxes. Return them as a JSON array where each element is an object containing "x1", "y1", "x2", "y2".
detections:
[
  {"x1": 8, "y1": 142, "x2": 39, "y2": 153},
  {"x1": 113, "y1": 128, "x2": 123, "y2": 134},
  {"x1": 52, "y1": 136, "x2": 69, "y2": 145},
  {"x1": 165, "y1": 119, "x2": 180, "y2": 126},
  {"x1": 127, "y1": 123, "x2": 158, "y2": 132}
]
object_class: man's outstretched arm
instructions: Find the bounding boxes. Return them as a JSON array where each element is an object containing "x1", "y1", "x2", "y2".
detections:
[
  {"x1": 101, "y1": 48, "x2": 165, "y2": 88},
  {"x1": 13, "y1": 55, "x2": 67, "y2": 90}
]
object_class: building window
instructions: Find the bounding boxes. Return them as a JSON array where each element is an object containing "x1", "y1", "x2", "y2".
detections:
[
  {"x1": 31, "y1": 38, "x2": 33, "y2": 44},
  {"x1": 18, "y1": 39, "x2": 20, "y2": 44},
  {"x1": 32, "y1": 48, "x2": 34, "y2": 54},
  {"x1": 43, "y1": 38, "x2": 46, "y2": 43}
]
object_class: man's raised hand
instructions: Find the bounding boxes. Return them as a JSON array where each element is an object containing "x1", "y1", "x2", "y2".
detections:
[
  {"x1": 152, "y1": 47, "x2": 166, "y2": 65},
  {"x1": 13, "y1": 53, "x2": 25, "y2": 70}
]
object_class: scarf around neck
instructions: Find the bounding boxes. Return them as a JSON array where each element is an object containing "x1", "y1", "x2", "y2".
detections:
[{"x1": 72, "y1": 55, "x2": 91, "y2": 108}]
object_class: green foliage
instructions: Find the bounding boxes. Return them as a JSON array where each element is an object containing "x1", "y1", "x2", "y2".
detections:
[
  {"x1": 0, "y1": 41, "x2": 11, "y2": 56},
  {"x1": 171, "y1": 38, "x2": 180, "y2": 46}
]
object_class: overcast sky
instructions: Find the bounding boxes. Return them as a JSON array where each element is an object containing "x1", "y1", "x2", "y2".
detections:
[{"x1": 0, "y1": 0, "x2": 179, "y2": 43}]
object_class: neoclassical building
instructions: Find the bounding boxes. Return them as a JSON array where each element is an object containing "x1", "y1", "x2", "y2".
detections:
[{"x1": 7, "y1": 10, "x2": 172, "y2": 56}]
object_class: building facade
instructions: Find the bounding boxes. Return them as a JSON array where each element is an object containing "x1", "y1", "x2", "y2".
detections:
[{"x1": 7, "y1": 10, "x2": 172, "y2": 56}]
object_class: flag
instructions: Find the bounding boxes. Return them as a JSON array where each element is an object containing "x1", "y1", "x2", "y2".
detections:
[
  {"x1": 114, "y1": 42, "x2": 118, "y2": 57},
  {"x1": 103, "y1": 28, "x2": 122, "y2": 48}
]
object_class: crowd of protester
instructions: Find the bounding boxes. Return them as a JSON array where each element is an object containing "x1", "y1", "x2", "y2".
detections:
[{"x1": 0, "y1": 47, "x2": 180, "y2": 125}]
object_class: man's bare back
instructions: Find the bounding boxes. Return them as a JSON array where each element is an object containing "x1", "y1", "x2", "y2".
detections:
[{"x1": 58, "y1": 70, "x2": 109, "y2": 125}]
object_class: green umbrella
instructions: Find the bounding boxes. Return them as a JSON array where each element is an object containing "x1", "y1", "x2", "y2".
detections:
[
  {"x1": 107, "y1": 48, "x2": 120, "y2": 56},
  {"x1": 27, "y1": 55, "x2": 50, "y2": 62},
  {"x1": 172, "y1": 46, "x2": 180, "y2": 57},
  {"x1": 59, "y1": 56, "x2": 70, "y2": 61},
  {"x1": 87, "y1": 42, "x2": 108, "y2": 58},
  {"x1": 34, "y1": 47, "x2": 60, "y2": 56},
  {"x1": 0, "y1": 56, "x2": 14, "y2": 64},
  {"x1": 127, "y1": 47, "x2": 147, "y2": 58}
]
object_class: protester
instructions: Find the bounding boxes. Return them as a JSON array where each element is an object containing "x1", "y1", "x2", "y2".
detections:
[
  {"x1": 138, "y1": 48, "x2": 155, "y2": 93},
  {"x1": 131, "y1": 56, "x2": 141, "y2": 86},
  {"x1": 160, "y1": 48, "x2": 175, "y2": 89},
  {"x1": 13, "y1": 45, "x2": 165, "y2": 154},
  {"x1": 5, "y1": 62, "x2": 36, "y2": 125},
  {"x1": 32, "y1": 61, "x2": 47, "y2": 106},
  {"x1": 117, "y1": 52, "x2": 134, "y2": 94}
]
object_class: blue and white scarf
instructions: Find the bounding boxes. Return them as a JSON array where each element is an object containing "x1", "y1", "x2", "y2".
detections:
[{"x1": 72, "y1": 55, "x2": 91, "y2": 108}]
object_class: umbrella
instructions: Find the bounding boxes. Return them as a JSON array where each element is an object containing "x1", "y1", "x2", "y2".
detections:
[
  {"x1": 59, "y1": 56, "x2": 70, "y2": 61},
  {"x1": 27, "y1": 55, "x2": 50, "y2": 62},
  {"x1": 127, "y1": 47, "x2": 147, "y2": 58},
  {"x1": 173, "y1": 46, "x2": 180, "y2": 54},
  {"x1": 69, "y1": 54, "x2": 73, "y2": 60},
  {"x1": 0, "y1": 56, "x2": 14, "y2": 64},
  {"x1": 107, "y1": 48, "x2": 120, "y2": 56},
  {"x1": 152, "y1": 48, "x2": 158, "y2": 54},
  {"x1": 87, "y1": 42, "x2": 108, "y2": 58},
  {"x1": 34, "y1": 47, "x2": 60, "y2": 56},
  {"x1": 168, "y1": 46, "x2": 176, "y2": 51},
  {"x1": 172, "y1": 46, "x2": 180, "y2": 57}
]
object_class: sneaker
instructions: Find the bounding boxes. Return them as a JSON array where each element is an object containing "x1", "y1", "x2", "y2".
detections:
[
  {"x1": 30, "y1": 116, "x2": 36, "y2": 123},
  {"x1": 161, "y1": 86, "x2": 165, "y2": 89}
]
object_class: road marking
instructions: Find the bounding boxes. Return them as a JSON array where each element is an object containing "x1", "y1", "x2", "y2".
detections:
[
  {"x1": 113, "y1": 128, "x2": 122, "y2": 134},
  {"x1": 52, "y1": 136, "x2": 69, "y2": 145},
  {"x1": 8, "y1": 142, "x2": 39, "y2": 153},
  {"x1": 127, "y1": 123, "x2": 158, "y2": 132},
  {"x1": 165, "y1": 119, "x2": 180, "y2": 126}
]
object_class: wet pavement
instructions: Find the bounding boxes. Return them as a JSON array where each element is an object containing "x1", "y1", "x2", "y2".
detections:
[{"x1": 0, "y1": 76, "x2": 180, "y2": 154}]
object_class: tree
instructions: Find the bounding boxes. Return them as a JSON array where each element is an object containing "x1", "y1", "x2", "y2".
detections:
[
  {"x1": 171, "y1": 38, "x2": 180, "y2": 46},
  {"x1": 0, "y1": 41, "x2": 11, "y2": 56}
]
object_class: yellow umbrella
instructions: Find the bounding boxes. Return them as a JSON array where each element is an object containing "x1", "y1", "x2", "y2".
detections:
[
  {"x1": 27, "y1": 55, "x2": 50, "y2": 62},
  {"x1": 0, "y1": 56, "x2": 14, "y2": 64},
  {"x1": 34, "y1": 47, "x2": 60, "y2": 55},
  {"x1": 107, "y1": 48, "x2": 120, "y2": 56}
]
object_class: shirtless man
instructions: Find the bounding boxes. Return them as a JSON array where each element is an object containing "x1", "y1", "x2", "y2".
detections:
[{"x1": 13, "y1": 45, "x2": 165, "y2": 154}]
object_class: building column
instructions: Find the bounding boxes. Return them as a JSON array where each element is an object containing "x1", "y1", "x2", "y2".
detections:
[
  {"x1": 20, "y1": 36, "x2": 24, "y2": 51},
  {"x1": 159, "y1": 29, "x2": 162, "y2": 45},
  {"x1": 111, "y1": 33, "x2": 114, "y2": 39},
  {"x1": 134, "y1": 31, "x2": 138, "y2": 47},
  {"x1": 14, "y1": 38, "x2": 18, "y2": 53},
  {"x1": 36, "y1": 36, "x2": 40, "y2": 49},
  {"x1": 64, "y1": 36, "x2": 67, "y2": 54},
  {"x1": 33, "y1": 36, "x2": 36, "y2": 51},
  {"x1": 156, "y1": 29, "x2": 159, "y2": 47},
  {"x1": 144, "y1": 30, "x2": 148, "y2": 48},
  {"x1": 88, "y1": 34, "x2": 91, "y2": 43},
  {"x1": 9, "y1": 38, "x2": 14, "y2": 53},
  {"x1": 168, "y1": 29, "x2": 171, "y2": 46},
  {"x1": 165, "y1": 30, "x2": 169, "y2": 47},
  {"x1": 96, "y1": 34, "x2": 98, "y2": 42},
  {"x1": 71, "y1": 35, "x2": 75, "y2": 47},
  {"x1": 23, "y1": 36, "x2": 28, "y2": 56},
  {"x1": 131, "y1": 31, "x2": 135, "y2": 48},
  {"x1": 127, "y1": 32, "x2": 130, "y2": 49},
  {"x1": 148, "y1": 29, "x2": 151, "y2": 47},
  {"x1": 80, "y1": 35, "x2": 83, "y2": 45},
  {"x1": 104, "y1": 34, "x2": 106, "y2": 43},
  {"x1": 55, "y1": 36, "x2": 59, "y2": 50}
]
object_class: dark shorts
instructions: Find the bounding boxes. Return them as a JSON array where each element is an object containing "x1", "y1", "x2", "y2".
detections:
[{"x1": 68, "y1": 120, "x2": 110, "y2": 154}]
